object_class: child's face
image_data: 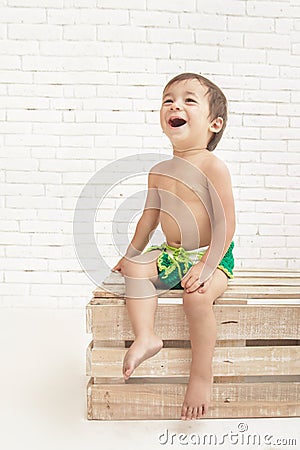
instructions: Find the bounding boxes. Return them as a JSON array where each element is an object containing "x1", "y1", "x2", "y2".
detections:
[{"x1": 160, "y1": 79, "x2": 218, "y2": 151}]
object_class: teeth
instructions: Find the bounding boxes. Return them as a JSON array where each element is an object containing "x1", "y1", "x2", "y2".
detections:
[{"x1": 169, "y1": 117, "x2": 187, "y2": 127}]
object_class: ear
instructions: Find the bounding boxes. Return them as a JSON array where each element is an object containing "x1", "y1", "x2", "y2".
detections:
[{"x1": 209, "y1": 117, "x2": 223, "y2": 134}]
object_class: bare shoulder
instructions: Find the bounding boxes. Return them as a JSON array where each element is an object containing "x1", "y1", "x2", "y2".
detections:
[
  {"x1": 149, "y1": 159, "x2": 170, "y2": 173},
  {"x1": 200, "y1": 153, "x2": 231, "y2": 182},
  {"x1": 148, "y1": 159, "x2": 173, "y2": 183}
]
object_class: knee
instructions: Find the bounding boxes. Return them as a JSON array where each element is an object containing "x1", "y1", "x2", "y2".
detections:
[
  {"x1": 122, "y1": 259, "x2": 136, "y2": 277},
  {"x1": 122, "y1": 257, "x2": 157, "y2": 280},
  {"x1": 183, "y1": 290, "x2": 213, "y2": 315},
  {"x1": 122, "y1": 260, "x2": 146, "y2": 279}
]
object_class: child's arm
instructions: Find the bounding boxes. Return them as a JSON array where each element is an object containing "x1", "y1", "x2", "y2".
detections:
[
  {"x1": 112, "y1": 171, "x2": 160, "y2": 273},
  {"x1": 202, "y1": 157, "x2": 236, "y2": 263},
  {"x1": 181, "y1": 158, "x2": 235, "y2": 292}
]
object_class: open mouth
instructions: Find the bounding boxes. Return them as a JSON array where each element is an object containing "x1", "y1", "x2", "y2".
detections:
[{"x1": 168, "y1": 117, "x2": 187, "y2": 128}]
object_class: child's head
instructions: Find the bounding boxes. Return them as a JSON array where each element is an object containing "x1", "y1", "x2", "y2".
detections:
[{"x1": 162, "y1": 73, "x2": 228, "y2": 151}]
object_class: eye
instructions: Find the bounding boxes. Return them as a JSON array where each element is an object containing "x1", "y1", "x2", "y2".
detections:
[
  {"x1": 186, "y1": 98, "x2": 196, "y2": 103},
  {"x1": 163, "y1": 99, "x2": 172, "y2": 104}
]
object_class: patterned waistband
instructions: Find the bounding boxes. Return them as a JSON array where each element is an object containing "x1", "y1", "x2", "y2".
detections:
[{"x1": 146, "y1": 242, "x2": 209, "y2": 257}]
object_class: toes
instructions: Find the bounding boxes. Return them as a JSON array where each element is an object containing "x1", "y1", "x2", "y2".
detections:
[
  {"x1": 182, "y1": 403, "x2": 209, "y2": 420},
  {"x1": 181, "y1": 404, "x2": 188, "y2": 420},
  {"x1": 195, "y1": 404, "x2": 209, "y2": 418},
  {"x1": 196, "y1": 406, "x2": 202, "y2": 419},
  {"x1": 185, "y1": 406, "x2": 194, "y2": 421},
  {"x1": 123, "y1": 369, "x2": 131, "y2": 380},
  {"x1": 202, "y1": 403, "x2": 209, "y2": 416},
  {"x1": 122, "y1": 359, "x2": 132, "y2": 380},
  {"x1": 123, "y1": 364, "x2": 133, "y2": 380},
  {"x1": 191, "y1": 407, "x2": 198, "y2": 420},
  {"x1": 181, "y1": 405, "x2": 197, "y2": 421}
]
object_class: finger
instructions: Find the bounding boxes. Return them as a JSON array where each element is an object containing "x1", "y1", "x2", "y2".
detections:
[
  {"x1": 184, "y1": 277, "x2": 196, "y2": 290},
  {"x1": 197, "y1": 281, "x2": 206, "y2": 293},
  {"x1": 181, "y1": 267, "x2": 193, "y2": 284},
  {"x1": 186, "y1": 280, "x2": 201, "y2": 293},
  {"x1": 181, "y1": 274, "x2": 192, "y2": 288},
  {"x1": 201, "y1": 278, "x2": 212, "y2": 293}
]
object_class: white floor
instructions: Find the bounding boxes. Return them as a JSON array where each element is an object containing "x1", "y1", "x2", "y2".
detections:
[{"x1": 0, "y1": 308, "x2": 299, "y2": 450}]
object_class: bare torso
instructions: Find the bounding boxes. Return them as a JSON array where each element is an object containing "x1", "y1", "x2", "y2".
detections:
[{"x1": 151, "y1": 154, "x2": 215, "y2": 250}]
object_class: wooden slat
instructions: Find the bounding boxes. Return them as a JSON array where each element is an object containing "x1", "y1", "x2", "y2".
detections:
[
  {"x1": 233, "y1": 269, "x2": 300, "y2": 277},
  {"x1": 93, "y1": 284, "x2": 300, "y2": 299},
  {"x1": 95, "y1": 271, "x2": 300, "y2": 296},
  {"x1": 214, "y1": 339, "x2": 246, "y2": 383},
  {"x1": 88, "y1": 304, "x2": 300, "y2": 340},
  {"x1": 88, "y1": 344, "x2": 300, "y2": 378},
  {"x1": 230, "y1": 278, "x2": 300, "y2": 286},
  {"x1": 86, "y1": 341, "x2": 93, "y2": 376},
  {"x1": 102, "y1": 270, "x2": 300, "y2": 284},
  {"x1": 88, "y1": 296, "x2": 246, "y2": 306},
  {"x1": 88, "y1": 296, "x2": 299, "y2": 307},
  {"x1": 92, "y1": 339, "x2": 249, "y2": 348},
  {"x1": 100, "y1": 279, "x2": 300, "y2": 289},
  {"x1": 87, "y1": 379, "x2": 300, "y2": 419}
]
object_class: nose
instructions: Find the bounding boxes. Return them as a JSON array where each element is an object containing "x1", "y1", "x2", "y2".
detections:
[{"x1": 170, "y1": 100, "x2": 182, "y2": 110}]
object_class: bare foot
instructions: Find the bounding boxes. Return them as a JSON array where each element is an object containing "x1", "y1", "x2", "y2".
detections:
[
  {"x1": 122, "y1": 335, "x2": 163, "y2": 380},
  {"x1": 181, "y1": 374, "x2": 212, "y2": 420}
]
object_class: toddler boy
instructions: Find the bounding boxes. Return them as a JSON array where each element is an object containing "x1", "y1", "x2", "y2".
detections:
[{"x1": 113, "y1": 73, "x2": 236, "y2": 420}]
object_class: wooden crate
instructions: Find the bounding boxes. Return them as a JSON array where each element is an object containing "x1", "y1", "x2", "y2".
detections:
[{"x1": 86, "y1": 269, "x2": 300, "y2": 420}]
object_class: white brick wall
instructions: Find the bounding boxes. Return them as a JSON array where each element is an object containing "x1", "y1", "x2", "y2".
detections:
[{"x1": 0, "y1": 1, "x2": 299, "y2": 308}]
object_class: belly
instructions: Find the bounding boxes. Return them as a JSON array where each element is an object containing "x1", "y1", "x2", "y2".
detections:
[
  {"x1": 160, "y1": 204, "x2": 211, "y2": 250},
  {"x1": 156, "y1": 169, "x2": 213, "y2": 250}
]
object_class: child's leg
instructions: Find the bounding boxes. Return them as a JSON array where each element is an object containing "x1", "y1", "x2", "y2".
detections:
[
  {"x1": 122, "y1": 250, "x2": 163, "y2": 380},
  {"x1": 181, "y1": 268, "x2": 228, "y2": 420}
]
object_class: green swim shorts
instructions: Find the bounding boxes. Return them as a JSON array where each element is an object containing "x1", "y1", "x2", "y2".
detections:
[{"x1": 145, "y1": 241, "x2": 234, "y2": 290}]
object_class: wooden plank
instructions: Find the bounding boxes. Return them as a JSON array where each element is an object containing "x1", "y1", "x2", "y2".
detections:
[
  {"x1": 86, "y1": 303, "x2": 92, "y2": 333},
  {"x1": 93, "y1": 283, "x2": 300, "y2": 299},
  {"x1": 88, "y1": 339, "x2": 283, "y2": 383},
  {"x1": 102, "y1": 270, "x2": 300, "y2": 285},
  {"x1": 92, "y1": 339, "x2": 249, "y2": 349},
  {"x1": 86, "y1": 341, "x2": 93, "y2": 376},
  {"x1": 100, "y1": 278, "x2": 300, "y2": 288},
  {"x1": 88, "y1": 296, "x2": 300, "y2": 307},
  {"x1": 89, "y1": 304, "x2": 300, "y2": 340},
  {"x1": 228, "y1": 278, "x2": 300, "y2": 286},
  {"x1": 88, "y1": 345, "x2": 300, "y2": 378},
  {"x1": 89, "y1": 297, "x2": 251, "y2": 306},
  {"x1": 213, "y1": 339, "x2": 246, "y2": 384},
  {"x1": 233, "y1": 269, "x2": 300, "y2": 277},
  {"x1": 87, "y1": 379, "x2": 300, "y2": 420}
]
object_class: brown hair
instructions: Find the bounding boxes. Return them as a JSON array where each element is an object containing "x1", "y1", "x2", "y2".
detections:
[{"x1": 163, "y1": 73, "x2": 228, "y2": 151}]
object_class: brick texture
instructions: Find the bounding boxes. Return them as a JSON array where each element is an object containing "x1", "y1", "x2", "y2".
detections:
[{"x1": 0, "y1": 1, "x2": 299, "y2": 307}]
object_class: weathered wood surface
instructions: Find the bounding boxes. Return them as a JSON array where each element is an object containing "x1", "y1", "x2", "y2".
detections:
[
  {"x1": 86, "y1": 269, "x2": 300, "y2": 420},
  {"x1": 87, "y1": 344, "x2": 300, "y2": 378},
  {"x1": 87, "y1": 379, "x2": 300, "y2": 420},
  {"x1": 89, "y1": 296, "x2": 251, "y2": 306},
  {"x1": 93, "y1": 284, "x2": 300, "y2": 299},
  {"x1": 93, "y1": 270, "x2": 300, "y2": 299},
  {"x1": 101, "y1": 270, "x2": 300, "y2": 284},
  {"x1": 86, "y1": 304, "x2": 300, "y2": 340}
]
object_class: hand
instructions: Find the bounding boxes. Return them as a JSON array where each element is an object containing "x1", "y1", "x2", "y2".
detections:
[
  {"x1": 111, "y1": 257, "x2": 127, "y2": 275},
  {"x1": 181, "y1": 262, "x2": 213, "y2": 294}
]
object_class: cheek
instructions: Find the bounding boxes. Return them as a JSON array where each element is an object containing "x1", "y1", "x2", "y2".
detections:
[{"x1": 159, "y1": 110, "x2": 165, "y2": 128}]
